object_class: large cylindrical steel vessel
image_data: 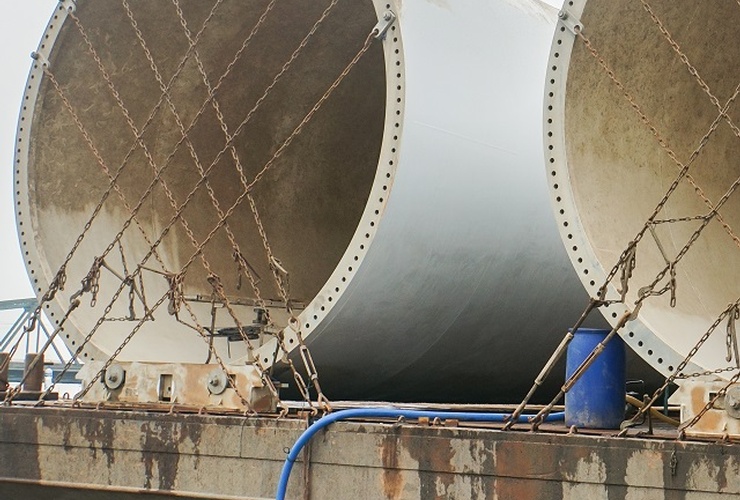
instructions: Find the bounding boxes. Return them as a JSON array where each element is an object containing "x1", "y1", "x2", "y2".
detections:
[
  {"x1": 546, "y1": 0, "x2": 739, "y2": 380},
  {"x1": 15, "y1": 0, "x2": 647, "y2": 402}
]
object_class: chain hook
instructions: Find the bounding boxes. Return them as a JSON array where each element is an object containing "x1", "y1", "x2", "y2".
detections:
[
  {"x1": 618, "y1": 241, "x2": 637, "y2": 302},
  {"x1": 166, "y1": 272, "x2": 186, "y2": 317},
  {"x1": 725, "y1": 304, "x2": 740, "y2": 365}
]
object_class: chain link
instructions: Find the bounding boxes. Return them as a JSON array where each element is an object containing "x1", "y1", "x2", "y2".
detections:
[
  {"x1": 167, "y1": 0, "x2": 374, "y2": 410},
  {"x1": 9, "y1": 10, "x2": 210, "y2": 396},
  {"x1": 674, "y1": 366, "x2": 738, "y2": 380},
  {"x1": 725, "y1": 304, "x2": 740, "y2": 366},
  {"x1": 515, "y1": 9, "x2": 740, "y2": 428},
  {"x1": 578, "y1": 28, "x2": 740, "y2": 296},
  {"x1": 4, "y1": 300, "x2": 81, "y2": 404},
  {"x1": 53, "y1": 0, "x2": 270, "y2": 283},
  {"x1": 171, "y1": 0, "x2": 345, "y2": 410},
  {"x1": 38, "y1": 1, "x2": 377, "y2": 413},
  {"x1": 652, "y1": 215, "x2": 709, "y2": 224},
  {"x1": 28, "y1": 0, "x2": 271, "y2": 402},
  {"x1": 640, "y1": 0, "x2": 740, "y2": 141},
  {"x1": 128, "y1": 0, "x2": 337, "y2": 409},
  {"x1": 574, "y1": 18, "x2": 740, "y2": 413},
  {"x1": 682, "y1": 369, "x2": 740, "y2": 432},
  {"x1": 638, "y1": 0, "x2": 740, "y2": 248},
  {"x1": 617, "y1": 298, "x2": 740, "y2": 434},
  {"x1": 39, "y1": 56, "x2": 174, "y2": 280}
]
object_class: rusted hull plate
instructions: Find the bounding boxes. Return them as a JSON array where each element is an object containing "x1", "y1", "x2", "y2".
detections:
[{"x1": 0, "y1": 407, "x2": 737, "y2": 499}]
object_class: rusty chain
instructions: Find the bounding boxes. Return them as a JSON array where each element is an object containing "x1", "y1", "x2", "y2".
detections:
[
  {"x1": 170, "y1": 0, "x2": 344, "y2": 411},
  {"x1": 575, "y1": 15, "x2": 740, "y2": 303},
  {"x1": 726, "y1": 304, "x2": 740, "y2": 366},
  {"x1": 674, "y1": 366, "x2": 739, "y2": 381},
  {"x1": 681, "y1": 369, "x2": 740, "y2": 434},
  {"x1": 533, "y1": 134, "x2": 740, "y2": 429},
  {"x1": 577, "y1": 26, "x2": 740, "y2": 296},
  {"x1": 120, "y1": 0, "x2": 339, "y2": 409},
  {"x1": 37, "y1": 1, "x2": 377, "y2": 413},
  {"x1": 639, "y1": 0, "x2": 740, "y2": 247},
  {"x1": 45, "y1": 0, "x2": 275, "y2": 289},
  {"x1": 8, "y1": 0, "x2": 225, "y2": 393},
  {"x1": 75, "y1": 27, "x2": 376, "y2": 413},
  {"x1": 570, "y1": 7, "x2": 740, "y2": 375},
  {"x1": 511, "y1": 6, "x2": 740, "y2": 428},
  {"x1": 21, "y1": 0, "x2": 268, "y2": 403},
  {"x1": 617, "y1": 298, "x2": 740, "y2": 434},
  {"x1": 4, "y1": 299, "x2": 81, "y2": 403},
  {"x1": 640, "y1": 0, "x2": 740, "y2": 140},
  {"x1": 64, "y1": 0, "x2": 282, "y2": 404}
]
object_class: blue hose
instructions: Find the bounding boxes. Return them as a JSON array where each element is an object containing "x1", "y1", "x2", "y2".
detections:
[{"x1": 275, "y1": 408, "x2": 565, "y2": 499}]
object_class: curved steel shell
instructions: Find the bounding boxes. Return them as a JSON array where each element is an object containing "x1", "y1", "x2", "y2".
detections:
[
  {"x1": 15, "y1": 0, "x2": 620, "y2": 402},
  {"x1": 546, "y1": 0, "x2": 740, "y2": 380}
]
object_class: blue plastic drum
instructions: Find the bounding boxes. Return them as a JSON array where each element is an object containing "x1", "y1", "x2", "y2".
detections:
[{"x1": 565, "y1": 328, "x2": 626, "y2": 429}]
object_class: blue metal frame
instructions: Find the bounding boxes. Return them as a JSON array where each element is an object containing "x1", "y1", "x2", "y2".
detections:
[{"x1": 0, "y1": 298, "x2": 78, "y2": 367}]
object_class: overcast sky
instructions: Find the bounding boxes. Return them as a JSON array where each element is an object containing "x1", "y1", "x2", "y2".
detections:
[
  {"x1": 0, "y1": 1, "x2": 57, "y2": 305},
  {"x1": 0, "y1": 0, "x2": 563, "y2": 314}
]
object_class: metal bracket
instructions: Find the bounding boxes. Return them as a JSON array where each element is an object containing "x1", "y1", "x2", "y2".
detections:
[
  {"x1": 206, "y1": 368, "x2": 229, "y2": 396},
  {"x1": 558, "y1": 10, "x2": 583, "y2": 35},
  {"x1": 30, "y1": 51, "x2": 50, "y2": 69},
  {"x1": 59, "y1": 0, "x2": 77, "y2": 13},
  {"x1": 374, "y1": 10, "x2": 396, "y2": 40},
  {"x1": 102, "y1": 364, "x2": 125, "y2": 391},
  {"x1": 727, "y1": 386, "x2": 740, "y2": 420}
]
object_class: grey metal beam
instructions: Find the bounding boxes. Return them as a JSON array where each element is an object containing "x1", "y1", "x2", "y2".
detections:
[{"x1": 0, "y1": 298, "x2": 37, "y2": 312}]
